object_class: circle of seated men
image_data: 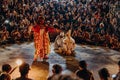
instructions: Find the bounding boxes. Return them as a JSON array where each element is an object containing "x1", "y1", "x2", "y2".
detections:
[{"x1": 54, "y1": 30, "x2": 76, "y2": 55}]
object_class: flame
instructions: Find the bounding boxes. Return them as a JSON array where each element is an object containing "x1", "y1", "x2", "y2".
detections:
[{"x1": 16, "y1": 59, "x2": 22, "y2": 66}]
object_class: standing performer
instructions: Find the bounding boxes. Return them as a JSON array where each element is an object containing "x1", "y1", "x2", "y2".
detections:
[{"x1": 32, "y1": 16, "x2": 55, "y2": 61}]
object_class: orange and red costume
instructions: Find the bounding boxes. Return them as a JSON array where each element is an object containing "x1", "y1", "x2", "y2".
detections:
[{"x1": 32, "y1": 25, "x2": 55, "y2": 61}]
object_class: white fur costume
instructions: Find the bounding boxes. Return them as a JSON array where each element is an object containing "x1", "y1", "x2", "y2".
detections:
[{"x1": 54, "y1": 30, "x2": 76, "y2": 55}]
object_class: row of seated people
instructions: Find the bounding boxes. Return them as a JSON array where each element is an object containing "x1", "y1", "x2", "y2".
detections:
[
  {"x1": 0, "y1": 23, "x2": 120, "y2": 52},
  {"x1": 0, "y1": 26, "x2": 33, "y2": 44},
  {"x1": 0, "y1": 0, "x2": 119, "y2": 51},
  {"x1": 1, "y1": 60, "x2": 120, "y2": 80},
  {"x1": 0, "y1": 24, "x2": 119, "y2": 52},
  {"x1": 72, "y1": 27, "x2": 120, "y2": 51}
]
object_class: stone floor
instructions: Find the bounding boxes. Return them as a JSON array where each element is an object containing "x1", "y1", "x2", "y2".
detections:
[{"x1": 0, "y1": 42, "x2": 120, "y2": 80}]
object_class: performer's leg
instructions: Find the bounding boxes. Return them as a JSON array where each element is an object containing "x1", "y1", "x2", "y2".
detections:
[
  {"x1": 44, "y1": 48, "x2": 49, "y2": 59},
  {"x1": 44, "y1": 54, "x2": 48, "y2": 59},
  {"x1": 33, "y1": 50, "x2": 38, "y2": 61},
  {"x1": 39, "y1": 49, "x2": 44, "y2": 61},
  {"x1": 43, "y1": 47, "x2": 49, "y2": 59},
  {"x1": 43, "y1": 44, "x2": 50, "y2": 59}
]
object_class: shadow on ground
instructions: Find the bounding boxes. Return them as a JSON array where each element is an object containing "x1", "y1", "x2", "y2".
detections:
[
  {"x1": 31, "y1": 61, "x2": 49, "y2": 80},
  {"x1": 56, "y1": 52, "x2": 79, "y2": 73}
]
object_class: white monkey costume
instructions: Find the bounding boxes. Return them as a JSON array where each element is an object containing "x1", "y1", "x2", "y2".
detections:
[
  {"x1": 54, "y1": 30, "x2": 76, "y2": 55},
  {"x1": 63, "y1": 30, "x2": 76, "y2": 55}
]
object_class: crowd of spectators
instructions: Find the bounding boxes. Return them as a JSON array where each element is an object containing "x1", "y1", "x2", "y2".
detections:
[
  {"x1": 1, "y1": 60, "x2": 120, "y2": 80},
  {"x1": 0, "y1": 0, "x2": 120, "y2": 80},
  {"x1": 0, "y1": 0, "x2": 120, "y2": 51}
]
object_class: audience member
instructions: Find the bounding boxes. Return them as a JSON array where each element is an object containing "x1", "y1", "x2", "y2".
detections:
[
  {"x1": 47, "y1": 64, "x2": 62, "y2": 80},
  {"x1": 0, "y1": 64, "x2": 12, "y2": 80},
  {"x1": 75, "y1": 60, "x2": 94, "y2": 80},
  {"x1": 113, "y1": 60, "x2": 120, "y2": 80},
  {"x1": 0, "y1": 0, "x2": 119, "y2": 51},
  {"x1": 15, "y1": 62, "x2": 32, "y2": 80},
  {"x1": 98, "y1": 68, "x2": 111, "y2": 80}
]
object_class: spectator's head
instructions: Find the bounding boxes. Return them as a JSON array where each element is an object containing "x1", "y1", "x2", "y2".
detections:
[
  {"x1": 52, "y1": 64, "x2": 62, "y2": 74},
  {"x1": 2, "y1": 64, "x2": 12, "y2": 73},
  {"x1": 100, "y1": 23, "x2": 104, "y2": 28},
  {"x1": 0, "y1": 73, "x2": 11, "y2": 80},
  {"x1": 19, "y1": 62, "x2": 30, "y2": 76},
  {"x1": 79, "y1": 60, "x2": 87, "y2": 69},
  {"x1": 98, "y1": 68, "x2": 110, "y2": 80}
]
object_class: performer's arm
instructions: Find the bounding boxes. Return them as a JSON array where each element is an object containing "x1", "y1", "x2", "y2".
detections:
[{"x1": 46, "y1": 27, "x2": 61, "y2": 33}]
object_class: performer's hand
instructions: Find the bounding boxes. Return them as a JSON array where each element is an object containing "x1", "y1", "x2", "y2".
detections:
[{"x1": 55, "y1": 29, "x2": 62, "y2": 33}]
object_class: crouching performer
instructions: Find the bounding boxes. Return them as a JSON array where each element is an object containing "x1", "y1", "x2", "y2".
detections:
[
  {"x1": 54, "y1": 30, "x2": 76, "y2": 55},
  {"x1": 54, "y1": 32, "x2": 65, "y2": 54},
  {"x1": 63, "y1": 30, "x2": 76, "y2": 55}
]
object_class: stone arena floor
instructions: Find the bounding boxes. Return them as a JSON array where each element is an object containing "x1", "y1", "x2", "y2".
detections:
[{"x1": 0, "y1": 42, "x2": 119, "y2": 80}]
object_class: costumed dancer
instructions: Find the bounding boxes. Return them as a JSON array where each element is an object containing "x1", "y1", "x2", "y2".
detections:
[
  {"x1": 63, "y1": 30, "x2": 76, "y2": 55},
  {"x1": 32, "y1": 16, "x2": 55, "y2": 61},
  {"x1": 54, "y1": 32, "x2": 65, "y2": 54},
  {"x1": 54, "y1": 30, "x2": 76, "y2": 55}
]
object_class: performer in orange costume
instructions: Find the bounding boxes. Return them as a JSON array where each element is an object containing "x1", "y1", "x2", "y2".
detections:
[{"x1": 32, "y1": 16, "x2": 55, "y2": 61}]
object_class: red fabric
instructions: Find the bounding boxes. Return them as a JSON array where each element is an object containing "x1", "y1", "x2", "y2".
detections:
[
  {"x1": 46, "y1": 26, "x2": 62, "y2": 33},
  {"x1": 46, "y1": 27, "x2": 55, "y2": 32},
  {"x1": 32, "y1": 25, "x2": 40, "y2": 33},
  {"x1": 32, "y1": 25, "x2": 56, "y2": 33}
]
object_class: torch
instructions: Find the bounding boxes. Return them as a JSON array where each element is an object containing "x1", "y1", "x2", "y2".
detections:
[{"x1": 9, "y1": 59, "x2": 23, "y2": 74}]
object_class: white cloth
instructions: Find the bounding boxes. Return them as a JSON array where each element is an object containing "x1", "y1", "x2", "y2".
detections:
[
  {"x1": 54, "y1": 30, "x2": 76, "y2": 55},
  {"x1": 54, "y1": 35, "x2": 65, "y2": 50}
]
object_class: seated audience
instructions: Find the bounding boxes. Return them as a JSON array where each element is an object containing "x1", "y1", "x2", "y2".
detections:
[
  {"x1": 113, "y1": 60, "x2": 120, "y2": 80},
  {"x1": 98, "y1": 68, "x2": 111, "y2": 80},
  {"x1": 15, "y1": 62, "x2": 32, "y2": 80},
  {"x1": 0, "y1": 64, "x2": 12, "y2": 80},
  {"x1": 75, "y1": 60, "x2": 94, "y2": 80},
  {"x1": 0, "y1": 27, "x2": 9, "y2": 43},
  {"x1": 11, "y1": 28, "x2": 21, "y2": 42},
  {"x1": 59, "y1": 74, "x2": 82, "y2": 80},
  {"x1": 0, "y1": 0, "x2": 119, "y2": 51},
  {"x1": 47, "y1": 64, "x2": 62, "y2": 80}
]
